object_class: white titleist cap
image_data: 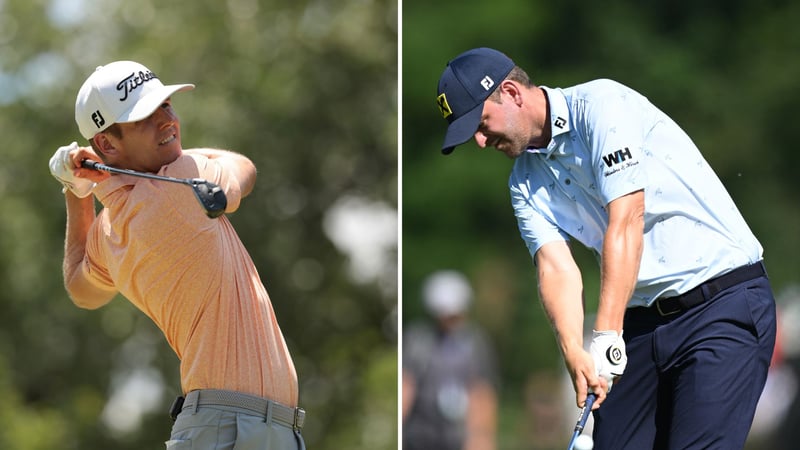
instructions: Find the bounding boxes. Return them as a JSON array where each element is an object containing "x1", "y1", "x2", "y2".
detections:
[
  {"x1": 422, "y1": 270, "x2": 473, "y2": 317},
  {"x1": 75, "y1": 61, "x2": 194, "y2": 140}
]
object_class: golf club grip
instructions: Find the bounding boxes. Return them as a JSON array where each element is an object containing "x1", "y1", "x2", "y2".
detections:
[
  {"x1": 81, "y1": 159, "x2": 101, "y2": 170},
  {"x1": 81, "y1": 160, "x2": 139, "y2": 177},
  {"x1": 567, "y1": 393, "x2": 596, "y2": 450},
  {"x1": 81, "y1": 160, "x2": 128, "y2": 175},
  {"x1": 577, "y1": 393, "x2": 596, "y2": 431}
]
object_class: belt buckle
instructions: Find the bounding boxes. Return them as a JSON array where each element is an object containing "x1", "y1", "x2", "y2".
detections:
[
  {"x1": 656, "y1": 298, "x2": 681, "y2": 317},
  {"x1": 293, "y1": 408, "x2": 304, "y2": 431}
]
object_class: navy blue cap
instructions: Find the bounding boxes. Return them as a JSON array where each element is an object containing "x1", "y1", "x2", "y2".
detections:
[{"x1": 436, "y1": 48, "x2": 515, "y2": 155}]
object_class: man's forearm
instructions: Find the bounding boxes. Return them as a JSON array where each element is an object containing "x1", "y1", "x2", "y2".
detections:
[
  {"x1": 63, "y1": 192, "x2": 115, "y2": 309},
  {"x1": 539, "y1": 266, "x2": 586, "y2": 356},
  {"x1": 536, "y1": 240, "x2": 608, "y2": 405},
  {"x1": 535, "y1": 240, "x2": 586, "y2": 355},
  {"x1": 595, "y1": 233, "x2": 641, "y2": 331},
  {"x1": 64, "y1": 191, "x2": 95, "y2": 280},
  {"x1": 595, "y1": 191, "x2": 644, "y2": 332}
]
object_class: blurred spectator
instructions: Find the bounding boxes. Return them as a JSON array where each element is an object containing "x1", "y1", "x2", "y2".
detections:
[{"x1": 403, "y1": 270, "x2": 499, "y2": 450}]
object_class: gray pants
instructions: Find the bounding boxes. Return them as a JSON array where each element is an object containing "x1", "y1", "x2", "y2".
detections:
[{"x1": 166, "y1": 403, "x2": 306, "y2": 450}]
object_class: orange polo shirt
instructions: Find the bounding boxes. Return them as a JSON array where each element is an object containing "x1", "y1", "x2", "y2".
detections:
[{"x1": 82, "y1": 152, "x2": 298, "y2": 406}]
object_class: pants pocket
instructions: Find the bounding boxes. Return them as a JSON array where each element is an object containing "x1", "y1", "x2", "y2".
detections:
[{"x1": 295, "y1": 430, "x2": 306, "y2": 450}]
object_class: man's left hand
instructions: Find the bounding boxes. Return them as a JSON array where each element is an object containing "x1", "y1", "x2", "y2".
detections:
[{"x1": 590, "y1": 330, "x2": 627, "y2": 392}]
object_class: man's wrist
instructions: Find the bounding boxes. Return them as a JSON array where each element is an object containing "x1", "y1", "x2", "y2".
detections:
[{"x1": 559, "y1": 334, "x2": 585, "y2": 356}]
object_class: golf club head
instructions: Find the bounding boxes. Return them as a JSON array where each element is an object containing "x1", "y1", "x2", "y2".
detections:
[{"x1": 190, "y1": 179, "x2": 228, "y2": 218}]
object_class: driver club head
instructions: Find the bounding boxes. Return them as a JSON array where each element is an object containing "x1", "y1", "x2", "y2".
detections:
[{"x1": 190, "y1": 179, "x2": 228, "y2": 218}]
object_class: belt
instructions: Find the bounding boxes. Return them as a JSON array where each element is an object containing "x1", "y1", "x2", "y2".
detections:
[
  {"x1": 182, "y1": 389, "x2": 305, "y2": 430},
  {"x1": 654, "y1": 261, "x2": 766, "y2": 317}
]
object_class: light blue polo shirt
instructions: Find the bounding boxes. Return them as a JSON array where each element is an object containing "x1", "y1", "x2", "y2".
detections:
[{"x1": 510, "y1": 79, "x2": 763, "y2": 307}]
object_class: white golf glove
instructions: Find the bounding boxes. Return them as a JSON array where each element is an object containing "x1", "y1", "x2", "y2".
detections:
[
  {"x1": 49, "y1": 142, "x2": 95, "y2": 198},
  {"x1": 590, "y1": 330, "x2": 627, "y2": 392}
]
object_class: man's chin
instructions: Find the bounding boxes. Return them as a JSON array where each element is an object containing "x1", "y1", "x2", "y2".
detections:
[
  {"x1": 160, "y1": 142, "x2": 183, "y2": 159},
  {"x1": 499, "y1": 146, "x2": 525, "y2": 159}
]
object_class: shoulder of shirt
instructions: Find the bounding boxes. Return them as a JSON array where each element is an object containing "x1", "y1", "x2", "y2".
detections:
[{"x1": 555, "y1": 79, "x2": 636, "y2": 100}]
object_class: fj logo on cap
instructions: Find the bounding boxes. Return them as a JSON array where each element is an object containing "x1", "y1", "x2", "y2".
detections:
[
  {"x1": 480, "y1": 76, "x2": 494, "y2": 91},
  {"x1": 437, "y1": 93, "x2": 453, "y2": 119},
  {"x1": 92, "y1": 110, "x2": 105, "y2": 129}
]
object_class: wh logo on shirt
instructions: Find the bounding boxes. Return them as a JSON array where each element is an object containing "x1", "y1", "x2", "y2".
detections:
[{"x1": 602, "y1": 147, "x2": 633, "y2": 167}]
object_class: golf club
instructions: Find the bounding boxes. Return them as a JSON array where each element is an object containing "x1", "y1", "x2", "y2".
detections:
[
  {"x1": 567, "y1": 392, "x2": 596, "y2": 450},
  {"x1": 81, "y1": 160, "x2": 227, "y2": 218}
]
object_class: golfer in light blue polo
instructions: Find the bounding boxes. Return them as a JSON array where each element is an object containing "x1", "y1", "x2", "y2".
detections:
[{"x1": 435, "y1": 47, "x2": 776, "y2": 449}]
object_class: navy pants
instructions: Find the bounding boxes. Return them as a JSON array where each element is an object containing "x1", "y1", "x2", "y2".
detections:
[{"x1": 593, "y1": 274, "x2": 776, "y2": 449}]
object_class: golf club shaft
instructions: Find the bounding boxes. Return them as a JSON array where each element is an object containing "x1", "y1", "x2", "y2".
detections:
[
  {"x1": 81, "y1": 159, "x2": 227, "y2": 219},
  {"x1": 567, "y1": 393, "x2": 596, "y2": 450},
  {"x1": 81, "y1": 160, "x2": 195, "y2": 185}
]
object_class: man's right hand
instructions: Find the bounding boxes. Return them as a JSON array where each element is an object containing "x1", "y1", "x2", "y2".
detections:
[{"x1": 565, "y1": 346, "x2": 609, "y2": 410}]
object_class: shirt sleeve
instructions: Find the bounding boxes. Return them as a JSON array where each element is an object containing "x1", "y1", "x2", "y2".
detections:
[
  {"x1": 577, "y1": 87, "x2": 649, "y2": 205},
  {"x1": 510, "y1": 174, "x2": 570, "y2": 260}
]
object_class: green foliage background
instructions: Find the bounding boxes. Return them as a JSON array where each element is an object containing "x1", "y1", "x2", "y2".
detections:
[
  {"x1": 0, "y1": 0, "x2": 397, "y2": 449},
  {"x1": 403, "y1": 0, "x2": 800, "y2": 448}
]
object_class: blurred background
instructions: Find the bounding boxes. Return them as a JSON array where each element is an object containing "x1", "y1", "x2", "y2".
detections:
[
  {"x1": 0, "y1": 0, "x2": 397, "y2": 449},
  {"x1": 402, "y1": 0, "x2": 800, "y2": 449}
]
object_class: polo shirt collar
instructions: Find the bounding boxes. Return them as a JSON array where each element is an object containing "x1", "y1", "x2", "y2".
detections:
[{"x1": 525, "y1": 86, "x2": 570, "y2": 157}]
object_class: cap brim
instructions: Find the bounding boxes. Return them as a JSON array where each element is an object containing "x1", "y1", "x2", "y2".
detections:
[
  {"x1": 441, "y1": 104, "x2": 482, "y2": 155},
  {"x1": 117, "y1": 84, "x2": 195, "y2": 123}
]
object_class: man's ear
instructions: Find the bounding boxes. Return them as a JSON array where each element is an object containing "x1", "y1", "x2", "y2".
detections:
[
  {"x1": 499, "y1": 80, "x2": 524, "y2": 106},
  {"x1": 92, "y1": 133, "x2": 117, "y2": 158}
]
